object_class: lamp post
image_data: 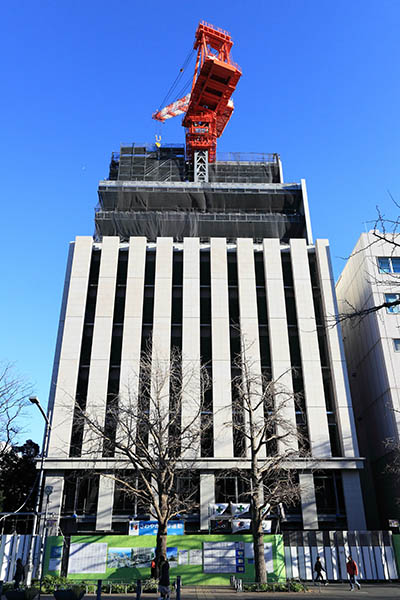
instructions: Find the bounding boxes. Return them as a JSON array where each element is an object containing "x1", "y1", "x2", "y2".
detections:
[{"x1": 26, "y1": 396, "x2": 52, "y2": 585}]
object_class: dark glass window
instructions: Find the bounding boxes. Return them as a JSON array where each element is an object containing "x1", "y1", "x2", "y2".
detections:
[
  {"x1": 227, "y1": 251, "x2": 239, "y2": 286},
  {"x1": 314, "y1": 471, "x2": 346, "y2": 518},
  {"x1": 200, "y1": 251, "x2": 213, "y2": 457},
  {"x1": 284, "y1": 289, "x2": 297, "y2": 326},
  {"x1": 172, "y1": 251, "x2": 183, "y2": 284},
  {"x1": 103, "y1": 251, "x2": 128, "y2": 457},
  {"x1": 171, "y1": 287, "x2": 183, "y2": 326},
  {"x1": 62, "y1": 473, "x2": 99, "y2": 515},
  {"x1": 144, "y1": 251, "x2": 156, "y2": 284},
  {"x1": 281, "y1": 254, "x2": 293, "y2": 287},
  {"x1": 200, "y1": 251, "x2": 211, "y2": 285},
  {"x1": 215, "y1": 472, "x2": 250, "y2": 503}
]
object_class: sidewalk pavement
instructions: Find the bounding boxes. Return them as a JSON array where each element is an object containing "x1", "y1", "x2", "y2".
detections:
[{"x1": 37, "y1": 583, "x2": 400, "y2": 600}]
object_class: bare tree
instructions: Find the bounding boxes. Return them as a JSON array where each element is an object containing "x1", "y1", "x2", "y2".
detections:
[
  {"x1": 0, "y1": 361, "x2": 32, "y2": 459},
  {"x1": 227, "y1": 343, "x2": 308, "y2": 584},
  {"x1": 73, "y1": 345, "x2": 209, "y2": 572}
]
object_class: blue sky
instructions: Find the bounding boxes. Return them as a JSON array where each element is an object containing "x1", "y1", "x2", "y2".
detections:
[{"x1": 1, "y1": 0, "x2": 399, "y2": 445}]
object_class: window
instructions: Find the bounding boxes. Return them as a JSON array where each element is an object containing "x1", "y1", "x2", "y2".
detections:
[
  {"x1": 385, "y1": 293, "x2": 400, "y2": 314},
  {"x1": 378, "y1": 257, "x2": 400, "y2": 274},
  {"x1": 394, "y1": 339, "x2": 400, "y2": 352}
]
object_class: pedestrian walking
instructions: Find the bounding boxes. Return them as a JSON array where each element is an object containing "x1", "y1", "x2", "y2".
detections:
[
  {"x1": 347, "y1": 555, "x2": 361, "y2": 591},
  {"x1": 13, "y1": 558, "x2": 25, "y2": 589},
  {"x1": 158, "y1": 554, "x2": 170, "y2": 600},
  {"x1": 314, "y1": 555, "x2": 328, "y2": 585}
]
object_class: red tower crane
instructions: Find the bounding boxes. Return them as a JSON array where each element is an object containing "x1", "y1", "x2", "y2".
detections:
[{"x1": 152, "y1": 21, "x2": 242, "y2": 163}]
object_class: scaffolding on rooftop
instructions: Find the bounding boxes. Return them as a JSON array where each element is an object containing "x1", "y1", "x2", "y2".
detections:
[{"x1": 109, "y1": 144, "x2": 281, "y2": 184}]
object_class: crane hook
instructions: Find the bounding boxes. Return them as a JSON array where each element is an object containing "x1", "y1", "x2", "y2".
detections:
[{"x1": 155, "y1": 134, "x2": 161, "y2": 148}]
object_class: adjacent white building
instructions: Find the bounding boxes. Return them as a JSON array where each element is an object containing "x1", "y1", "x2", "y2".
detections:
[
  {"x1": 42, "y1": 145, "x2": 366, "y2": 535},
  {"x1": 336, "y1": 232, "x2": 400, "y2": 528}
]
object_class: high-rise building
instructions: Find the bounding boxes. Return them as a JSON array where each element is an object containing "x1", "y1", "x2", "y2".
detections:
[
  {"x1": 43, "y1": 144, "x2": 366, "y2": 535},
  {"x1": 336, "y1": 232, "x2": 400, "y2": 528}
]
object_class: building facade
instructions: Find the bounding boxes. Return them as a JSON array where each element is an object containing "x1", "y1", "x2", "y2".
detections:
[
  {"x1": 43, "y1": 145, "x2": 366, "y2": 535},
  {"x1": 336, "y1": 232, "x2": 400, "y2": 528}
]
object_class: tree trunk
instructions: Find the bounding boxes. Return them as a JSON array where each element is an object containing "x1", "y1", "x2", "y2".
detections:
[
  {"x1": 252, "y1": 508, "x2": 267, "y2": 584},
  {"x1": 155, "y1": 518, "x2": 168, "y2": 577}
]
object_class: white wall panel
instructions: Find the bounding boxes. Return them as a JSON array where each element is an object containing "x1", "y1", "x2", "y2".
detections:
[
  {"x1": 96, "y1": 475, "x2": 115, "y2": 531},
  {"x1": 182, "y1": 239, "x2": 201, "y2": 459},
  {"x1": 299, "y1": 471, "x2": 318, "y2": 530},
  {"x1": 48, "y1": 236, "x2": 92, "y2": 456},
  {"x1": 211, "y1": 238, "x2": 233, "y2": 457},
  {"x1": 342, "y1": 471, "x2": 367, "y2": 530},
  {"x1": 116, "y1": 237, "x2": 147, "y2": 451},
  {"x1": 263, "y1": 240, "x2": 298, "y2": 450},
  {"x1": 290, "y1": 239, "x2": 331, "y2": 457},
  {"x1": 82, "y1": 237, "x2": 119, "y2": 457},
  {"x1": 237, "y1": 239, "x2": 263, "y2": 458},
  {"x1": 316, "y1": 239, "x2": 358, "y2": 457},
  {"x1": 151, "y1": 238, "x2": 173, "y2": 430}
]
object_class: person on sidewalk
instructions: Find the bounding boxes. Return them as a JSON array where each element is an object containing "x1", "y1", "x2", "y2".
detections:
[
  {"x1": 314, "y1": 555, "x2": 328, "y2": 585},
  {"x1": 13, "y1": 558, "x2": 25, "y2": 589},
  {"x1": 347, "y1": 555, "x2": 361, "y2": 591},
  {"x1": 158, "y1": 554, "x2": 170, "y2": 600}
]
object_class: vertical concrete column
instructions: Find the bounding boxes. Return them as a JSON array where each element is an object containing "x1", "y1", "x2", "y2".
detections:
[
  {"x1": 263, "y1": 240, "x2": 298, "y2": 451},
  {"x1": 315, "y1": 240, "x2": 359, "y2": 457},
  {"x1": 299, "y1": 471, "x2": 318, "y2": 530},
  {"x1": 117, "y1": 237, "x2": 146, "y2": 450},
  {"x1": 83, "y1": 237, "x2": 119, "y2": 456},
  {"x1": 237, "y1": 239, "x2": 264, "y2": 457},
  {"x1": 342, "y1": 471, "x2": 367, "y2": 530},
  {"x1": 211, "y1": 238, "x2": 233, "y2": 458},
  {"x1": 96, "y1": 475, "x2": 115, "y2": 531},
  {"x1": 182, "y1": 238, "x2": 201, "y2": 459},
  {"x1": 152, "y1": 238, "x2": 173, "y2": 421},
  {"x1": 48, "y1": 236, "x2": 93, "y2": 457},
  {"x1": 43, "y1": 473, "x2": 64, "y2": 528},
  {"x1": 200, "y1": 472, "x2": 215, "y2": 531},
  {"x1": 290, "y1": 239, "x2": 331, "y2": 458}
]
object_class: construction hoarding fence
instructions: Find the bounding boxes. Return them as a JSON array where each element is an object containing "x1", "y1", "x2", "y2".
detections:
[
  {"x1": 41, "y1": 531, "x2": 400, "y2": 585},
  {"x1": 1, "y1": 532, "x2": 399, "y2": 584}
]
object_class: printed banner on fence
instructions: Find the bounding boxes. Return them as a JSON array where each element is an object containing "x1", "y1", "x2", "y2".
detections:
[{"x1": 128, "y1": 520, "x2": 184, "y2": 536}]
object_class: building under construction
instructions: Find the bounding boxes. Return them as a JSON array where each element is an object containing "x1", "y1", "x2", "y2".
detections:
[{"x1": 43, "y1": 22, "x2": 366, "y2": 538}]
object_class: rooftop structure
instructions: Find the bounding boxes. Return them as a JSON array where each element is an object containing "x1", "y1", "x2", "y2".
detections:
[{"x1": 96, "y1": 144, "x2": 311, "y2": 243}]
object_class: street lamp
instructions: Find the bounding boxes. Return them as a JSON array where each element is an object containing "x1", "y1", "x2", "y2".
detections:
[{"x1": 26, "y1": 396, "x2": 52, "y2": 585}]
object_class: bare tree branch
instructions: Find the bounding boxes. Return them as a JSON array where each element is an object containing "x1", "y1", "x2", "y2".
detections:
[
  {"x1": 0, "y1": 362, "x2": 32, "y2": 458},
  {"x1": 222, "y1": 337, "x2": 311, "y2": 584},
  {"x1": 68, "y1": 343, "x2": 209, "y2": 572}
]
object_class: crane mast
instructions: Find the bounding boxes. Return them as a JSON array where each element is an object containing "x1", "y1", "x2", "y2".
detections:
[{"x1": 153, "y1": 22, "x2": 242, "y2": 163}]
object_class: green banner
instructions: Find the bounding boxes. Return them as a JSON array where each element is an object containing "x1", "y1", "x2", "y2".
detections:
[{"x1": 44, "y1": 534, "x2": 286, "y2": 585}]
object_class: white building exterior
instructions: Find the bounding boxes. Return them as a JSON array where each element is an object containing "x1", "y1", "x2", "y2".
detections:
[
  {"x1": 42, "y1": 146, "x2": 366, "y2": 534},
  {"x1": 336, "y1": 232, "x2": 400, "y2": 528}
]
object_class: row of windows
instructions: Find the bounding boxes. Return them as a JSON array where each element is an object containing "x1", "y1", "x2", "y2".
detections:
[{"x1": 61, "y1": 470, "x2": 346, "y2": 525}]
